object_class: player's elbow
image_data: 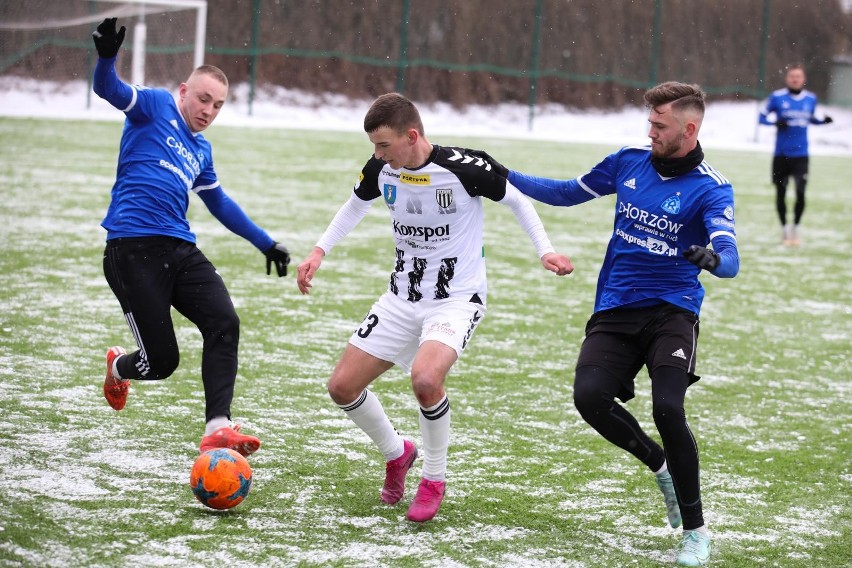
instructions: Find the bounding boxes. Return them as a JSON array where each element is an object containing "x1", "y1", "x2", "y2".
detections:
[{"x1": 93, "y1": 80, "x2": 106, "y2": 98}]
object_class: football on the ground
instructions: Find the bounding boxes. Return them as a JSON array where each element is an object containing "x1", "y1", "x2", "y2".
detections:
[{"x1": 190, "y1": 448, "x2": 252, "y2": 510}]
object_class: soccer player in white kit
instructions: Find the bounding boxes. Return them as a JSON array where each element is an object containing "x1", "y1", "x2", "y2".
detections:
[{"x1": 297, "y1": 93, "x2": 573, "y2": 522}]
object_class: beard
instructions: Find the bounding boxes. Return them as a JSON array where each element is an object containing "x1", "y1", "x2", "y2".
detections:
[{"x1": 651, "y1": 137, "x2": 684, "y2": 159}]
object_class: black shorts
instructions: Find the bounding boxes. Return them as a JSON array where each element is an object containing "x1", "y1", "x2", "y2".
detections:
[
  {"x1": 772, "y1": 155, "x2": 808, "y2": 185},
  {"x1": 576, "y1": 303, "x2": 700, "y2": 402}
]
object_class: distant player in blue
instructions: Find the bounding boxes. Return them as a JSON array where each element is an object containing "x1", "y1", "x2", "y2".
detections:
[
  {"x1": 476, "y1": 82, "x2": 739, "y2": 567},
  {"x1": 92, "y1": 18, "x2": 290, "y2": 456},
  {"x1": 759, "y1": 64, "x2": 833, "y2": 246}
]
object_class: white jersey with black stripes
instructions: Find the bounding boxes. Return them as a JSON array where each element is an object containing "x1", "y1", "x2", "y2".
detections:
[{"x1": 339, "y1": 144, "x2": 553, "y2": 303}]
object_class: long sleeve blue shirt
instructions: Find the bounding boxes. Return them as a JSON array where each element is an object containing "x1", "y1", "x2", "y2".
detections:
[
  {"x1": 509, "y1": 145, "x2": 739, "y2": 316},
  {"x1": 758, "y1": 88, "x2": 828, "y2": 158},
  {"x1": 94, "y1": 57, "x2": 273, "y2": 251}
]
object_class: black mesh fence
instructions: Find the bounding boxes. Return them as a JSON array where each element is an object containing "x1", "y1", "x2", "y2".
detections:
[{"x1": 1, "y1": 0, "x2": 849, "y2": 109}]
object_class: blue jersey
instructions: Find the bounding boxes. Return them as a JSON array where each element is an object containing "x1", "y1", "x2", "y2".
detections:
[
  {"x1": 94, "y1": 59, "x2": 273, "y2": 250},
  {"x1": 509, "y1": 146, "x2": 739, "y2": 316},
  {"x1": 759, "y1": 88, "x2": 826, "y2": 158}
]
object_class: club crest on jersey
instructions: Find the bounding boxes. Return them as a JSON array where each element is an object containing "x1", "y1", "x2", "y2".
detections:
[
  {"x1": 435, "y1": 188, "x2": 454, "y2": 209},
  {"x1": 383, "y1": 184, "x2": 397, "y2": 204},
  {"x1": 661, "y1": 194, "x2": 681, "y2": 215}
]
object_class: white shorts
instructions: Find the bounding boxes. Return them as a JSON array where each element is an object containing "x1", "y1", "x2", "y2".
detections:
[{"x1": 348, "y1": 292, "x2": 487, "y2": 374}]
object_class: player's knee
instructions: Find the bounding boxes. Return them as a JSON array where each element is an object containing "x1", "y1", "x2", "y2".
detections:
[
  {"x1": 327, "y1": 375, "x2": 357, "y2": 406},
  {"x1": 146, "y1": 351, "x2": 180, "y2": 380},
  {"x1": 410, "y1": 370, "x2": 443, "y2": 406},
  {"x1": 573, "y1": 387, "x2": 599, "y2": 418},
  {"x1": 652, "y1": 397, "x2": 685, "y2": 430},
  {"x1": 650, "y1": 366, "x2": 688, "y2": 427},
  {"x1": 573, "y1": 366, "x2": 609, "y2": 416},
  {"x1": 326, "y1": 377, "x2": 343, "y2": 403},
  {"x1": 208, "y1": 310, "x2": 240, "y2": 343},
  {"x1": 652, "y1": 405, "x2": 687, "y2": 445},
  {"x1": 196, "y1": 312, "x2": 240, "y2": 362}
]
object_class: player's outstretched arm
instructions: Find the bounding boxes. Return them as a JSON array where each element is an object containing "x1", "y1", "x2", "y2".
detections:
[
  {"x1": 297, "y1": 193, "x2": 373, "y2": 294},
  {"x1": 297, "y1": 247, "x2": 326, "y2": 295},
  {"x1": 541, "y1": 252, "x2": 574, "y2": 276},
  {"x1": 91, "y1": 18, "x2": 134, "y2": 109}
]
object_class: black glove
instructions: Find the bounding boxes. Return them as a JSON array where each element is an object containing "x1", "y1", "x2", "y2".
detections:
[
  {"x1": 264, "y1": 242, "x2": 290, "y2": 277},
  {"x1": 775, "y1": 119, "x2": 788, "y2": 129},
  {"x1": 463, "y1": 148, "x2": 509, "y2": 178},
  {"x1": 823, "y1": 116, "x2": 833, "y2": 125},
  {"x1": 683, "y1": 245, "x2": 719, "y2": 271},
  {"x1": 92, "y1": 18, "x2": 126, "y2": 59}
]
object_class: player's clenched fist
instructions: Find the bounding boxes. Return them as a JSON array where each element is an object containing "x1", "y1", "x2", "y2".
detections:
[
  {"x1": 297, "y1": 247, "x2": 326, "y2": 294},
  {"x1": 541, "y1": 252, "x2": 574, "y2": 276}
]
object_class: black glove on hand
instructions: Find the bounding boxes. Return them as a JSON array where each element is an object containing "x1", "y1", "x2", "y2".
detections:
[
  {"x1": 775, "y1": 119, "x2": 788, "y2": 129},
  {"x1": 463, "y1": 148, "x2": 509, "y2": 178},
  {"x1": 683, "y1": 245, "x2": 719, "y2": 271},
  {"x1": 823, "y1": 116, "x2": 833, "y2": 125},
  {"x1": 264, "y1": 242, "x2": 290, "y2": 277},
  {"x1": 92, "y1": 18, "x2": 126, "y2": 59}
]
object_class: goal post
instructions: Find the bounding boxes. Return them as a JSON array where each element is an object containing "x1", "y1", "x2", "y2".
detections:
[
  {"x1": 0, "y1": 0, "x2": 207, "y2": 91},
  {"x1": 95, "y1": 0, "x2": 208, "y2": 81}
]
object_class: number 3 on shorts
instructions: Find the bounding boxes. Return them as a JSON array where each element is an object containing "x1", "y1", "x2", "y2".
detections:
[{"x1": 357, "y1": 313, "x2": 379, "y2": 338}]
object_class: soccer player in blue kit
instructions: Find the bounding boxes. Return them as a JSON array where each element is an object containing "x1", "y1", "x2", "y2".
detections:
[
  {"x1": 92, "y1": 18, "x2": 290, "y2": 456},
  {"x1": 479, "y1": 82, "x2": 739, "y2": 566},
  {"x1": 759, "y1": 64, "x2": 833, "y2": 246}
]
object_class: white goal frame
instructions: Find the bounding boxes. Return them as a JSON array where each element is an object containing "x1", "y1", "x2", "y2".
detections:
[{"x1": 91, "y1": 0, "x2": 207, "y2": 85}]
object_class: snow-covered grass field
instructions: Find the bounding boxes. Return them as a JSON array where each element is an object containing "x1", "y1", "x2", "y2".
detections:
[{"x1": 0, "y1": 107, "x2": 849, "y2": 567}]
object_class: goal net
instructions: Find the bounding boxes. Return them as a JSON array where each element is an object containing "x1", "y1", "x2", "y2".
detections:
[{"x1": 0, "y1": 0, "x2": 206, "y2": 90}]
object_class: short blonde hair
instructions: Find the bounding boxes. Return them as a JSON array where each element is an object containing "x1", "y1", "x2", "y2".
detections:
[{"x1": 189, "y1": 64, "x2": 228, "y2": 87}]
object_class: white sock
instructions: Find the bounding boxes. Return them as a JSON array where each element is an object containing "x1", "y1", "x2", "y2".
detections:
[
  {"x1": 419, "y1": 395, "x2": 450, "y2": 482},
  {"x1": 112, "y1": 357, "x2": 122, "y2": 380},
  {"x1": 654, "y1": 461, "x2": 668, "y2": 475},
  {"x1": 204, "y1": 416, "x2": 229, "y2": 436},
  {"x1": 340, "y1": 390, "x2": 402, "y2": 461},
  {"x1": 692, "y1": 525, "x2": 709, "y2": 536}
]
